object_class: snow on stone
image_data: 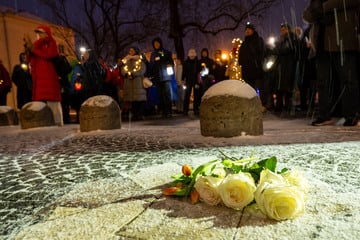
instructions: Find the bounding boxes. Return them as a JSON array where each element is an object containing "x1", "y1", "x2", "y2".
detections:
[
  {"x1": 83, "y1": 95, "x2": 113, "y2": 107},
  {"x1": 0, "y1": 105, "x2": 12, "y2": 113},
  {"x1": 203, "y1": 80, "x2": 257, "y2": 99},
  {"x1": 24, "y1": 101, "x2": 47, "y2": 111}
]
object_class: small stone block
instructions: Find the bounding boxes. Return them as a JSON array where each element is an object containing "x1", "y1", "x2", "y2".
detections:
[
  {"x1": 200, "y1": 80, "x2": 263, "y2": 137},
  {"x1": 19, "y1": 102, "x2": 55, "y2": 129},
  {"x1": 0, "y1": 106, "x2": 18, "y2": 126},
  {"x1": 79, "y1": 95, "x2": 121, "y2": 132}
]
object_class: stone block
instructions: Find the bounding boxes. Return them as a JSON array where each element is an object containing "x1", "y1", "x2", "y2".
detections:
[
  {"x1": 200, "y1": 80, "x2": 263, "y2": 137},
  {"x1": 19, "y1": 102, "x2": 55, "y2": 129},
  {"x1": 79, "y1": 95, "x2": 121, "y2": 132},
  {"x1": 0, "y1": 106, "x2": 18, "y2": 126}
]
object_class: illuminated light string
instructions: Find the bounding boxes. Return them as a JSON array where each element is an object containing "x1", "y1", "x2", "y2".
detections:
[
  {"x1": 227, "y1": 37, "x2": 244, "y2": 82},
  {"x1": 122, "y1": 58, "x2": 142, "y2": 77}
]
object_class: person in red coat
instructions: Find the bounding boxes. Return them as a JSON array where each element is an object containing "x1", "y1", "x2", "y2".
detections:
[{"x1": 24, "y1": 25, "x2": 63, "y2": 126}]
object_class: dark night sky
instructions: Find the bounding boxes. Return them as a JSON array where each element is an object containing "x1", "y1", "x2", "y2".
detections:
[{"x1": 0, "y1": 0, "x2": 310, "y2": 54}]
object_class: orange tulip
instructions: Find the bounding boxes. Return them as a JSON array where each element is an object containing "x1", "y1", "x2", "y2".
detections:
[
  {"x1": 190, "y1": 189, "x2": 199, "y2": 204},
  {"x1": 182, "y1": 164, "x2": 192, "y2": 176},
  {"x1": 163, "y1": 186, "x2": 188, "y2": 197},
  {"x1": 163, "y1": 187, "x2": 180, "y2": 196}
]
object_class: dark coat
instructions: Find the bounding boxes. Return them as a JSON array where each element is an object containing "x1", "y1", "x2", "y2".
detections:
[
  {"x1": 303, "y1": 0, "x2": 360, "y2": 57},
  {"x1": 0, "y1": 63, "x2": 12, "y2": 95},
  {"x1": 238, "y1": 31, "x2": 265, "y2": 81},
  {"x1": 11, "y1": 55, "x2": 32, "y2": 108},
  {"x1": 83, "y1": 50, "x2": 106, "y2": 97},
  {"x1": 182, "y1": 57, "x2": 201, "y2": 87},
  {"x1": 149, "y1": 38, "x2": 174, "y2": 82},
  {"x1": 199, "y1": 48, "x2": 215, "y2": 77},
  {"x1": 272, "y1": 32, "x2": 299, "y2": 92}
]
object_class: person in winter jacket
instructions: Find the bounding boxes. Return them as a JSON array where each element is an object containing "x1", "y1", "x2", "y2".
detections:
[
  {"x1": 213, "y1": 50, "x2": 227, "y2": 82},
  {"x1": 149, "y1": 37, "x2": 174, "y2": 118},
  {"x1": 82, "y1": 49, "x2": 106, "y2": 98},
  {"x1": 121, "y1": 46, "x2": 147, "y2": 120},
  {"x1": 24, "y1": 25, "x2": 63, "y2": 126},
  {"x1": 238, "y1": 24, "x2": 265, "y2": 87},
  {"x1": 303, "y1": 0, "x2": 360, "y2": 126},
  {"x1": 238, "y1": 23, "x2": 266, "y2": 107},
  {"x1": 173, "y1": 56, "x2": 184, "y2": 114},
  {"x1": 107, "y1": 57, "x2": 125, "y2": 106},
  {"x1": 0, "y1": 60, "x2": 12, "y2": 105},
  {"x1": 199, "y1": 48, "x2": 215, "y2": 93},
  {"x1": 182, "y1": 48, "x2": 201, "y2": 116},
  {"x1": 271, "y1": 23, "x2": 300, "y2": 113},
  {"x1": 11, "y1": 52, "x2": 32, "y2": 109},
  {"x1": 67, "y1": 58, "x2": 84, "y2": 123}
]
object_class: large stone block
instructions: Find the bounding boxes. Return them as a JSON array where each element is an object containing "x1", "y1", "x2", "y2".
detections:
[
  {"x1": 20, "y1": 102, "x2": 55, "y2": 129},
  {"x1": 200, "y1": 80, "x2": 263, "y2": 137},
  {"x1": 80, "y1": 95, "x2": 121, "y2": 132},
  {"x1": 0, "y1": 106, "x2": 18, "y2": 126}
]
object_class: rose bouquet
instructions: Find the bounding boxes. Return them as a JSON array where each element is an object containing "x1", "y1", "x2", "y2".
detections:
[{"x1": 163, "y1": 152, "x2": 308, "y2": 221}]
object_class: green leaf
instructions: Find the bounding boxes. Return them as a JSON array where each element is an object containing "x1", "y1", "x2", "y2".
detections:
[
  {"x1": 278, "y1": 167, "x2": 289, "y2": 174},
  {"x1": 257, "y1": 156, "x2": 277, "y2": 172}
]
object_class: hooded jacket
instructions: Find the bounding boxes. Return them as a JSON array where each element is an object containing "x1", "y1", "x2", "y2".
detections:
[
  {"x1": 11, "y1": 53, "x2": 32, "y2": 108},
  {"x1": 29, "y1": 25, "x2": 61, "y2": 101},
  {"x1": 149, "y1": 37, "x2": 174, "y2": 82},
  {"x1": 199, "y1": 48, "x2": 215, "y2": 76}
]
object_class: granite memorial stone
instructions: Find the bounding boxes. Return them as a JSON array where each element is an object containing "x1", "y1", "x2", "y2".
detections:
[
  {"x1": 19, "y1": 101, "x2": 55, "y2": 129},
  {"x1": 80, "y1": 95, "x2": 121, "y2": 132},
  {"x1": 0, "y1": 106, "x2": 18, "y2": 126},
  {"x1": 200, "y1": 80, "x2": 263, "y2": 137}
]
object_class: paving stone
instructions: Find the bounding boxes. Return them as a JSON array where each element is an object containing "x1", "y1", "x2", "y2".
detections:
[{"x1": 0, "y1": 115, "x2": 359, "y2": 239}]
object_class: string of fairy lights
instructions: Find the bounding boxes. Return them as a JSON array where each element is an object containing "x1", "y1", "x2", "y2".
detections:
[
  {"x1": 227, "y1": 37, "x2": 244, "y2": 82},
  {"x1": 122, "y1": 58, "x2": 142, "y2": 77}
]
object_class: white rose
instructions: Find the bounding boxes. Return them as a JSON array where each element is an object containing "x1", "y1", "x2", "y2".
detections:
[
  {"x1": 281, "y1": 170, "x2": 309, "y2": 193},
  {"x1": 194, "y1": 176, "x2": 223, "y2": 206},
  {"x1": 218, "y1": 172, "x2": 256, "y2": 210},
  {"x1": 258, "y1": 169, "x2": 286, "y2": 185},
  {"x1": 255, "y1": 170, "x2": 306, "y2": 220},
  {"x1": 211, "y1": 165, "x2": 227, "y2": 178}
]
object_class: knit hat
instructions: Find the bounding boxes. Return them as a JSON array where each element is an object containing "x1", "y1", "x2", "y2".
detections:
[{"x1": 245, "y1": 22, "x2": 255, "y2": 31}]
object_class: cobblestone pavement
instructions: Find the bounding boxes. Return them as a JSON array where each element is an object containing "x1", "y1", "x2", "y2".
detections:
[{"x1": 1, "y1": 113, "x2": 360, "y2": 239}]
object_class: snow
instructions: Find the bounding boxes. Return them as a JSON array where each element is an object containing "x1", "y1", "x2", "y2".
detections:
[
  {"x1": 1, "y1": 115, "x2": 360, "y2": 239},
  {"x1": 23, "y1": 101, "x2": 47, "y2": 111},
  {"x1": 0, "y1": 105, "x2": 12, "y2": 113},
  {"x1": 11, "y1": 142, "x2": 360, "y2": 239},
  {"x1": 83, "y1": 95, "x2": 113, "y2": 107},
  {"x1": 203, "y1": 80, "x2": 257, "y2": 99}
]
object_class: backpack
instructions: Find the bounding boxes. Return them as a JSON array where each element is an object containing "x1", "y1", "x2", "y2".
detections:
[{"x1": 51, "y1": 55, "x2": 72, "y2": 77}]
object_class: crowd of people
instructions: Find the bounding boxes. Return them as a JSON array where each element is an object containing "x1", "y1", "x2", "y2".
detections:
[{"x1": 1, "y1": 0, "x2": 358, "y2": 127}]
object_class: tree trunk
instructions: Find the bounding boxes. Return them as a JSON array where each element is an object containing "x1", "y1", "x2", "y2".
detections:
[{"x1": 169, "y1": 0, "x2": 185, "y2": 61}]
